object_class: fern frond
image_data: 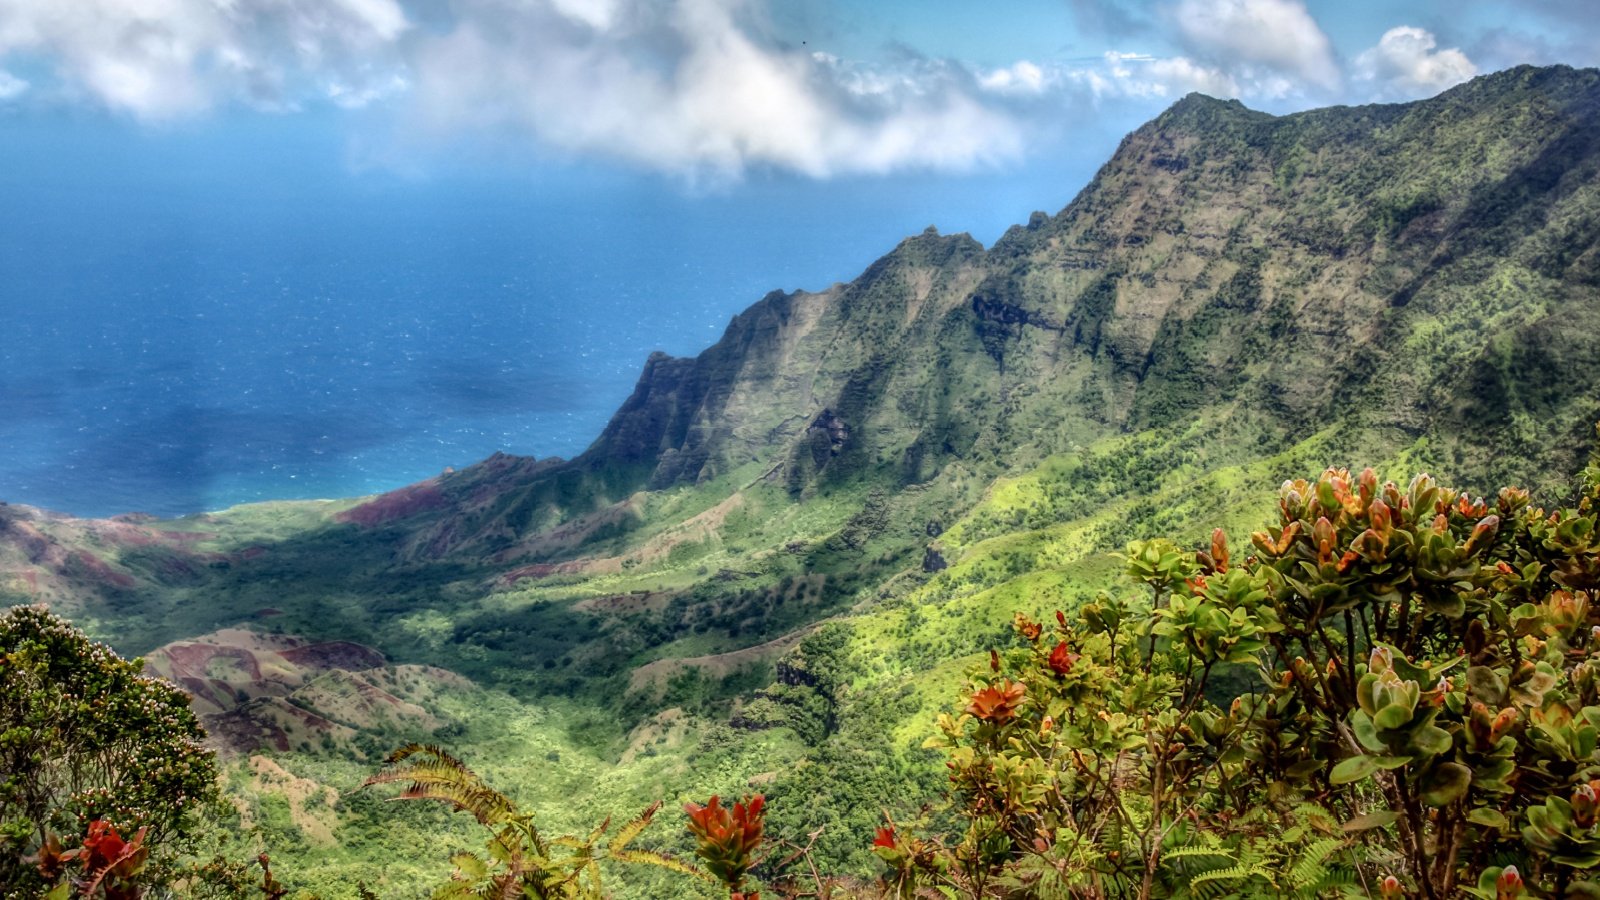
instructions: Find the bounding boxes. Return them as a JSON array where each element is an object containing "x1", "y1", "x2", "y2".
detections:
[
  {"x1": 363, "y1": 744, "x2": 520, "y2": 826},
  {"x1": 391, "y1": 779, "x2": 520, "y2": 827},
  {"x1": 1163, "y1": 846, "x2": 1236, "y2": 862},
  {"x1": 607, "y1": 801, "x2": 661, "y2": 854},
  {"x1": 1190, "y1": 862, "x2": 1270, "y2": 886},
  {"x1": 610, "y1": 848, "x2": 713, "y2": 882},
  {"x1": 1286, "y1": 836, "x2": 1345, "y2": 889}
]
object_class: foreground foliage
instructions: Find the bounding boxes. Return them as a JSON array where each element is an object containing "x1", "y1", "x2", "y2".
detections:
[
  {"x1": 361, "y1": 743, "x2": 707, "y2": 899},
  {"x1": 882, "y1": 431, "x2": 1600, "y2": 898},
  {"x1": 0, "y1": 605, "x2": 221, "y2": 898}
]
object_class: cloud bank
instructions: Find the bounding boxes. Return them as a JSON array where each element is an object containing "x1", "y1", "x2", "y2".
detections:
[
  {"x1": 0, "y1": 0, "x2": 1533, "y2": 177},
  {"x1": 408, "y1": 0, "x2": 1025, "y2": 178}
]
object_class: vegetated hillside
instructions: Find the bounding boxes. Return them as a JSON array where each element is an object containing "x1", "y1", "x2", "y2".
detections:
[{"x1": 4, "y1": 64, "x2": 1600, "y2": 895}]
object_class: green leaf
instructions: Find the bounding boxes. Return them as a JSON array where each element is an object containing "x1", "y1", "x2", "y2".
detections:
[
  {"x1": 1375, "y1": 702, "x2": 1414, "y2": 731},
  {"x1": 1420, "y1": 761, "x2": 1472, "y2": 806},
  {"x1": 1342, "y1": 810, "x2": 1399, "y2": 832},
  {"x1": 1330, "y1": 755, "x2": 1380, "y2": 785},
  {"x1": 450, "y1": 852, "x2": 488, "y2": 881},
  {"x1": 1351, "y1": 710, "x2": 1386, "y2": 753},
  {"x1": 1409, "y1": 724, "x2": 1453, "y2": 757},
  {"x1": 1467, "y1": 808, "x2": 1508, "y2": 829},
  {"x1": 1466, "y1": 666, "x2": 1506, "y2": 704}
]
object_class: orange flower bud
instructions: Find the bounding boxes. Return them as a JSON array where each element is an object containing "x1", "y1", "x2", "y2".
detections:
[{"x1": 1210, "y1": 528, "x2": 1229, "y2": 573}]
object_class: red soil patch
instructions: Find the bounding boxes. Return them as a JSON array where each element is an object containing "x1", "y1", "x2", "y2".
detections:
[
  {"x1": 500, "y1": 560, "x2": 590, "y2": 585},
  {"x1": 337, "y1": 480, "x2": 449, "y2": 527},
  {"x1": 68, "y1": 550, "x2": 136, "y2": 588},
  {"x1": 280, "y1": 641, "x2": 386, "y2": 671},
  {"x1": 7, "y1": 520, "x2": 64, "y2": 567},
  {"x1": 161, "y1": 643, "x2": 266, "y2": 682}
]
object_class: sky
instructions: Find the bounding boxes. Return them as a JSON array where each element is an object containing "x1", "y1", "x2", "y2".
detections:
[{"x1": 0, "y1": 0, "x2": 1596, "y2": 517}]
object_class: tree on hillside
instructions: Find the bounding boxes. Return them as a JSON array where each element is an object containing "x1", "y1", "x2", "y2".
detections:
[{"x1": 0, "y1": 605, "x2": 221, "y2": 897}]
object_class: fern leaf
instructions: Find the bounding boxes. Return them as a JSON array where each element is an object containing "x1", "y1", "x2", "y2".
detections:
[
  {"x1": 609, "y1": 848, "x2": 714, "y2": 882},
  {"x1": 1163, "y1": 846, "x2": 1236, "y2": 862},
  {"x1": 607, "y1": 801, "x2": 662, "y2": 854},
  {"x1": 583, "y1": 815, "x2": 611, "y2": 847},
  {"x1": 363, "y1": 744, "x2": 520, "y2": 826},
  {"x1": 1287, "y1": 837, "x2": 1344, "y2": 889}
]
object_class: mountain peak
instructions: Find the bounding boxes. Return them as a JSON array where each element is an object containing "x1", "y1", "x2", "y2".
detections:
[{"x1": 1151, "y1": 92, "x2": 1267, "y2": 131}]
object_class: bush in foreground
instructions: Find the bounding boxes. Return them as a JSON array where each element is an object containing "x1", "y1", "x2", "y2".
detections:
[
  {"x1": 890, "y1": 438, "x2": 1600, "y2": 897},
  {"x1": 0, "y1": 605, "x2": 223, "y2": 898}
]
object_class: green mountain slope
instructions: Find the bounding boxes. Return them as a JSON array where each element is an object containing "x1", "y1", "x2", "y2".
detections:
[{"x1": 5, "y1": 64, "x2": 1600, "y2": 896}]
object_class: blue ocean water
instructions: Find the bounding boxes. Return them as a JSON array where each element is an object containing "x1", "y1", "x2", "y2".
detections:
[{"x1": 0, "y1": 115, "x2": 1102, "y2": 518}]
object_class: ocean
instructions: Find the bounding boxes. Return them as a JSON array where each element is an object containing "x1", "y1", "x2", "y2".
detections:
[{"x1": 0, "y1": 114, "x2": 1095, "y2": 518}]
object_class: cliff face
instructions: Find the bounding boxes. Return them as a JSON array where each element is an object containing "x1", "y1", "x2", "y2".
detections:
[
  {"x1": 578, "y1": 230, "x2": 989, "y2": 487},
  {"x1": 571, "y1": 65, "x2": 1600, "y2": 498}
]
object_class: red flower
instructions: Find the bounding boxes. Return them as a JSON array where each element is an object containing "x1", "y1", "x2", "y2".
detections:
[
  {"x1": 873, "y1": 826, "x2": 897, "y2": 849},
  {"x1": 685, "y1": 794, "x2": 765, "y2": 891},
  {"x1": 967, "y1": 680, "x2": 1026, "y2": 724},
  {"x1": 1048, "y1": 641, "x2": 1080, "y2": 676}
]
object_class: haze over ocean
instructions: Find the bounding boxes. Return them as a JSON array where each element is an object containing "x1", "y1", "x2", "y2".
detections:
[{"x1": 0, "y1": 116, "x2": 1096, "y2": 518}]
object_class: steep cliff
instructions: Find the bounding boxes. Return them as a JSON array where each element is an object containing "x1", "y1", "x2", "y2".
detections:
[{"x1": 361, "y1": 65, "x2": 1600, "y2": 566}]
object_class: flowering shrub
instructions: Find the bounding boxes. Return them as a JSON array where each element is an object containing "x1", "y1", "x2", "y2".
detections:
[
  {"x1": 0, "y1": 605, "x2": 219, "y2": 896},
  {"x1": 31, "y1": 819, "x2": 148, "y2": 899},
  {"x1": 899, "y1": 431, "x2": 1600, "y2": 898}
]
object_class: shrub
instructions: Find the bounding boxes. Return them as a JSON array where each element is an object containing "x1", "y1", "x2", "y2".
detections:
[
  {"x1": 904, "y1": 429, "x2": 1600, "y2": 898},
  {"x1": 0, "y1": 605, "x2": 220, "y2": 896}
]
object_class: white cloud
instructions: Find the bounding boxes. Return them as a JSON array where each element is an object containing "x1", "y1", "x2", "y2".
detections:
[
  {"x1": 1355, "y1": 26, "x2": 1477, "y2": 100},
  {"x1": 1088, "y1": 52, "x2": 1240, "y2": 100},
  {"x1": 0, "y1": 0, "x2": 408, "y2": 119},
  {"x1": 407, "y1": 0, "x2": 1027, "y2": 179},
  {"x1": 0, "y1": 68, "x2": 27, "y2": 100},
  {"x1": 0, "y1": 0, "x2": 1031, "y2": 178},
  {"x1": 1171, "y1": 0, "x2": 1341, "y2": 94},
  {"x1": 978, "y1": 61, "x2": 1048, "y2": 95}
]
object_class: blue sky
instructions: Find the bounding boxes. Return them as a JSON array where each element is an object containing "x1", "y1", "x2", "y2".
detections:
[
  {"x1": 0, "y1": 0, "x2": 1594, "y2": 181},
  {"x1": 0, "y1": 0, "x2": 1597, "y2": 516}
]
